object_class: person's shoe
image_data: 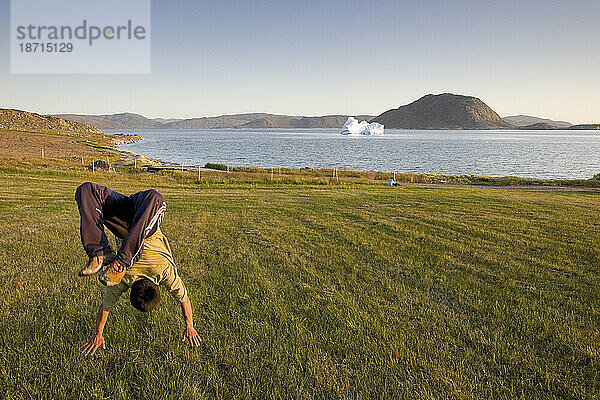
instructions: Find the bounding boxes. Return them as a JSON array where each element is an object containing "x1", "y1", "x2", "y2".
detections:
[
  {"x1": 78, "y1": 252, "x2": 116, "y2": 276},
  {"x1": 98, "y1": 260, "x2": 126, "y2": 286}
]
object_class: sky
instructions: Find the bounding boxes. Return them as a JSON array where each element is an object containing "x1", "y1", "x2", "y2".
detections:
[{"x1": 0, "y1": 0, "x2": 599, "y2": 123}]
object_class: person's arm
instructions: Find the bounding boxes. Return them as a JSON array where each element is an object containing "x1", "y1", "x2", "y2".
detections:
[
  {"x1": 81, "y1": 303, "x2": 109, "y2": 356},
  {"x1": 160, "y1": 264, "x2": 200, "y2": 347},
  {"x1": 180, "y1": 297, "x2": 201, "y2": 347}
]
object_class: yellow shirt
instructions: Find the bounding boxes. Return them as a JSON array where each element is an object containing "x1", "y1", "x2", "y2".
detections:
[{"x1": 102, "y1": 228, "x2": 188, "y2": 309}]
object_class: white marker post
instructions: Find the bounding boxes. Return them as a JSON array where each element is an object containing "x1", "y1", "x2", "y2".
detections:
[{"x1": 41, "y1": 149, "x2": 44, "y2": 158}]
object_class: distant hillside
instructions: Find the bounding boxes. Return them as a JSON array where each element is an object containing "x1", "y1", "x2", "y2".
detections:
[
  {"x1": 55, "y1": 112, "x2": 163, "y2": 130},
  {"x1": 50, "y1": 98, "x2": 592, "y2": 131},
  {"x1": 239, "y1": 115, "x2": 374, "y2": 129},
  {"x1": 153, "y1": 118, "x2": 183, "y2": 124},
  {"x1": 91, "y1": 113, "x2": 164, "y2": 129},
  {"x1": 56, "y1": 112, "x2": 374, "y2": 130},
  {"x1": 53, "y1": 114, "x2": 129, "y2": 130},
  {"x1": 164, "y1": 113, "x2": 275, "y2": 129},
  {"x1": 1, "y1": 109, "x2": 102, "y2": 134},
  {"x1": 518, "y1": 122, "x2": 559, "y2": 130},
  {"x1": 569, "y1": 124, "x2": 600, "y2": 130},
  {"x1": 371, "y1": 94, "x2": 511, "y2": 130},
  {"x1": 503, "y1": 115, "x2": 572, "y2": 129}
]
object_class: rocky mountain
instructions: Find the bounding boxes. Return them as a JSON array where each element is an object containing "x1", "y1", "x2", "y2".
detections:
[
  {"x1": 502, "y1": 115, "x2": 572, "y2": 129},
  {"x1": 371, "y1": 93, "x2": 512, "y2": 129},
  {"x1": 1, "y1": 108, "x2": 102, "y2": 134}
]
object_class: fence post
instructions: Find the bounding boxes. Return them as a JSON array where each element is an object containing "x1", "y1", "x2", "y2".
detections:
[
  {"x1": 198, "y1": 166, "x2": 201, "y2": 180},
  {"x1": 41, "y1": 149, "x2": 44, "y2": 158}
]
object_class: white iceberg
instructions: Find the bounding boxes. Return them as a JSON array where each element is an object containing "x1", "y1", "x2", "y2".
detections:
[
  {"x1": 341, "y1": 117, "x2": 368, "y2": 134},
  {"x1": 365, "y1": 122, "x2": 384, "y2": 135},
  {"x1": 340, "y1": 117, "x2": 384, "y2": 135}
]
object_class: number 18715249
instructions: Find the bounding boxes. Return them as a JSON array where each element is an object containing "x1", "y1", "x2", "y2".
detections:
[{"x1": 19, "y1": 42, "x2": 73, "y2": 52}]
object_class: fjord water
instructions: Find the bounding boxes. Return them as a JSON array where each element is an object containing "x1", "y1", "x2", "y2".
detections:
[{"x1": 115, "y1": 129, "x2": 600, "y2": 179}]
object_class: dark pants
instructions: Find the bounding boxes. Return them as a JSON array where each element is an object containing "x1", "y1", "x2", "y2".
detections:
[{"x1": 75, "y1": 182, "x2": 166, "y2": 268}]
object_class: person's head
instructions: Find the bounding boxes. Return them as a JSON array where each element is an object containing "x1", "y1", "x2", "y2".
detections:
[{"x1": 130, "y1": 278, "x2": 161, "y2": 312}]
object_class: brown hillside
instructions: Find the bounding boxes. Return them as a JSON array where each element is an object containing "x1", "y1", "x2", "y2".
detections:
[{"x1": 1, "y1": 109, "x2": 103, "y2": 134}]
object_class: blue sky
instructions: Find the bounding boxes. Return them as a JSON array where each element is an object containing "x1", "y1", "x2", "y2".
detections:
[{"x1": 0, "y1": 0, "x2": 599, "y2": 122}]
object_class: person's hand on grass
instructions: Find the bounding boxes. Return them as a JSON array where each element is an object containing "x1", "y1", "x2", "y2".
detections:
[
  {"x1": 182, "y1": 326, "x2": 201, "y2": 347},
  {"x1": 81, "y1": 334, "x2": 105, "y2": 356}
]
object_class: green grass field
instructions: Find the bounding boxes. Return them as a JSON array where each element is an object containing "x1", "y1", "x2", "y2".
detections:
[{"x1": 0, "y1": 166, "x2": 599, "y2": 399}]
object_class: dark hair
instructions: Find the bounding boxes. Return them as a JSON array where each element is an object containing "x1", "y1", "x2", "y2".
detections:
[{"x1": 130, "y1": 278, "x2": 161, "y2": 312}]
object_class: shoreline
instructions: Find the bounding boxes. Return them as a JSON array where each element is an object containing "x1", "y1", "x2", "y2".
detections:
[
  {"x1": 110, "y1": 140, "x2": 600, "y2": 191},
  {"x1": 3, "y1": 128, "x2": 590, "y2": 191},
  {"x1": 111, "y1": 129, "x2": 600, "y2": 183}
]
